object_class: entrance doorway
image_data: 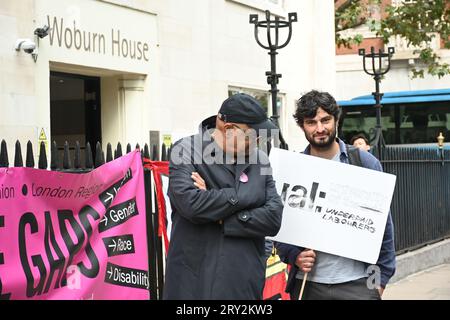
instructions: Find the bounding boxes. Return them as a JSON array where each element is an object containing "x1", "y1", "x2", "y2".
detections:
[{"x1": 50, "y1": 71, "x2": 101, "y2": 166}]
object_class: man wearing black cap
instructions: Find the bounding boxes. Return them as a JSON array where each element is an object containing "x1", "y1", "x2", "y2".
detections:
[{"x1": 163, "y1": 93, "x2": 283, "y2": 300}]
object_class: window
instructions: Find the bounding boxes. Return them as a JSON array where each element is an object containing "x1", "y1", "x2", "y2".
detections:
[{"x1": 340, "y1": 102, "x2": 450, "y2": 145}]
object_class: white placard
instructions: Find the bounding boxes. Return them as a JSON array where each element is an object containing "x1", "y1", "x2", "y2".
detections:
[{"x1": 268, "y1": 148, "x2": 396, "y2": 264}]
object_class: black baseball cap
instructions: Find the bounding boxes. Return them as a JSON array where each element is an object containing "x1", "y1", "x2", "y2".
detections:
[{"x1": 218, "y1": 93, "x2": 278, "y2": 136}]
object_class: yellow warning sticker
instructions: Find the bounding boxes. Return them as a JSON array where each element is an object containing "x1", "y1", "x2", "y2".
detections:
[
  {"x1": 39, "y1": 128, "x2": 47, "y2": 141},
  {"x1": 163, "y1": 134, "x2": 172, "y2": 147}
]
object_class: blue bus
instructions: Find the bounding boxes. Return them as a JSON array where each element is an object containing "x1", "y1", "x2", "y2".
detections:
[{"x1": 338, "y1": 88, "x2": 450, "y2": 148}]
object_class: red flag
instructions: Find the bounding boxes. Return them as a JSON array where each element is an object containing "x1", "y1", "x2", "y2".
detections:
[
  {"x1": 143, "y1": 159, "x2": 170, "y2": 252},
  {"x1": 263, "y1": 253, "x2": 290, "y2": 300}
]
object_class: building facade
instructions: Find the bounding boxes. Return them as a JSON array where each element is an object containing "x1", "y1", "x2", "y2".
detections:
[
  {"x1": 336, "y1": 0, "x2": 450, "y2": 101},
  {"x1": 335, "y1": 0, "x2": 450, "y2": 146},
  {"x1": 0, "y1": 0, "x2": 337, "y2": 165}
]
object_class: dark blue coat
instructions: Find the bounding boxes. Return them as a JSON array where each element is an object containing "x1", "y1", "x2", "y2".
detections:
[{"x1": 163, "y1": 116, "x2": 283, "y2": 300}]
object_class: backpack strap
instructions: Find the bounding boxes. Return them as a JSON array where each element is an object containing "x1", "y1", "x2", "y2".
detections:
[{"x1": 346, "y1": 144, "x2": 363, "y2": 167}]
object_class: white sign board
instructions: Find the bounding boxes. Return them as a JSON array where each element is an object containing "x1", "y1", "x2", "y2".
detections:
[{"x1": 268, "y1": 148, "x2": 396, "y2": 264}]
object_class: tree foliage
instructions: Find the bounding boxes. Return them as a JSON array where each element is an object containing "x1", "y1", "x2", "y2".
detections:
[{"x1": 336, "y1": 0, "x2": 450, "y2": 78}]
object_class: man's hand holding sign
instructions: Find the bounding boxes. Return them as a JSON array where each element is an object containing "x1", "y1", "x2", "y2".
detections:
[
  {"x1": 295, "y1": 248, "x2": 315, "y2": 299},
  {"x1": 296, "y1": 249, "x2": 316, "y2": 274}
]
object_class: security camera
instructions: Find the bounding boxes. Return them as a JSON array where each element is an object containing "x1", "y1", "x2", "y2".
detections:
[
  {"x1": 34, "y1": 25, "x2": 50, "y2": 39},
  {"x1": 15, "y1": 39, "x2": 36, "y2": 54}
]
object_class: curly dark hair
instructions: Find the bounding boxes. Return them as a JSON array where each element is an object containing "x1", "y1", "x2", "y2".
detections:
[{"x1": 293, "y1": 90, "x2": 341, "y2": 127}]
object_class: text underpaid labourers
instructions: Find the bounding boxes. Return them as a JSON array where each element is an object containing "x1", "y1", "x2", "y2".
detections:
[{"x1": 268, "y1": 148, "x2": 396, "y2": 264}]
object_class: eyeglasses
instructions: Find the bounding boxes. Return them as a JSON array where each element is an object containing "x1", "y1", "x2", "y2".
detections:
[{"x1": 230, "y1": 124, "x2": 251, "y2": 134}]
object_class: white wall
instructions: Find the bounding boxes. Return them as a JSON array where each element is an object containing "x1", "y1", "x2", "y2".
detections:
[
  {"x1": 152, "y1": 0, "x2": 337, "y2": 151},
  {"x1": 1, "y1": 0, "x2": 338, "y2": 165},
  {"x1": 0, "y1": 1, "x2": 40, "y2": 164}
]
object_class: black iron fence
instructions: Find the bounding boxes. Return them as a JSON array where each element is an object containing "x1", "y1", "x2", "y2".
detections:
[
  {"x1": 381, "y1": 146, "x2": 450, "y2": 253},
  {"x1": 1, "y1": 139, "x2": 450, "y2": 296},
  {"x1": 0, "y1": 140, "x2": 170, "y2": 170},
  {"x1": 0, "y1": 139, "x2": 170, "y2": 300}
]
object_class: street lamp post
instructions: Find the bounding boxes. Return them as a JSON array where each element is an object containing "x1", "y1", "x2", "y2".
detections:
[
  {"x1": 358, "y1": 46, "x2": 395, "y2": 159},
  {"x1": 250, "y1": 10, "x2": 297, "y2": 149}
]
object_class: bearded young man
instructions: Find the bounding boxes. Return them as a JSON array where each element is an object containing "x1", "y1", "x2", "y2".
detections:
[{"x1": 276, "y1": 90, "x2": 396, "y2": 300}]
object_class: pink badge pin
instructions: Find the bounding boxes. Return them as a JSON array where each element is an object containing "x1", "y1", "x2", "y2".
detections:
[{"x1": 239, "y1": 172, "x2": 248, "y2": 183}]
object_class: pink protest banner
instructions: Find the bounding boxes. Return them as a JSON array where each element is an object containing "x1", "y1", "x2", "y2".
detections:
[{"x1": 0, "y1": 150, "x2": 149, "y2": 300}]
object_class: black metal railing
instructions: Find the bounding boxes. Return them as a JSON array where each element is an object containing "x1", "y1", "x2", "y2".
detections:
[
  {"x1": 2, "y1": 139, "x2": 450, "y2": 293},
  {"x1": 0, "y1": 139, "x2": 171, "y2": 300},
  {"x1": 0, "y1": 140, "x2": 170, "y2": 170},
  {"x1": 381, "y1": 146, "x2": 450, "y2": 253}
]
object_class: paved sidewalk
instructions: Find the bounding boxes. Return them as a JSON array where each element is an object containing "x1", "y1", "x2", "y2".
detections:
[{"x1": 383, "y1": 264, "x2": 450, "y2": 300}]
